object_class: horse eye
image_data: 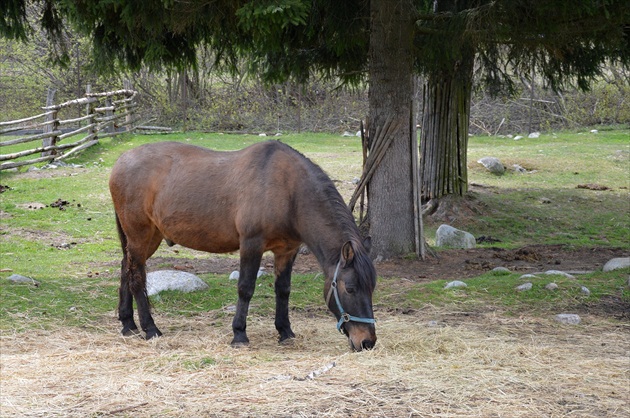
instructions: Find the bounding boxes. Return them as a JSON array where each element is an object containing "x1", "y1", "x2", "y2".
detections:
[{"x1": 346, "y1": 286, "x2": 356, "y2": 294}]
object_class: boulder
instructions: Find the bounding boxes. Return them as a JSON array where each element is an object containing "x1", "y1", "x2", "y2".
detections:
[
  {"x1": 146, "y1": 270, "x2": 209, "y2": 296},
  {"x1": 516, "y1": 282, "x2": 533, "y2": 291},
  {"x1": 602, "y1": 257, "x2": 630, "y2": 272},
  {"x1": 435, "y1": 224, "x2": 476, "y2": 249},
  {"x1": 477, "y1": 157, "x2": 505, "y2": 175}
]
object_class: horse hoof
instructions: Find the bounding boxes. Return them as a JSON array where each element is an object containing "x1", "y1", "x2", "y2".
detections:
[
  {"x1": 278, "y1": 336, "x2": 295, "y2": 346},
  {"x1": 145, "y1": 329, "x2": 163, "y2": 340},
  {"x1": 121, "y1": 327, "x2": 141, "y2": 337},
  {"x1": 230, "y1": 338, "x2": 250, "y2": 348}
]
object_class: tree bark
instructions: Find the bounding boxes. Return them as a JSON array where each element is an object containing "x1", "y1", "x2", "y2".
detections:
[
  {"x1": 420, "y1": 53, "x2": 474, "y2": 200},
  {"x1": 367, "y1": 0, "x2": 416, "y2": 258}
]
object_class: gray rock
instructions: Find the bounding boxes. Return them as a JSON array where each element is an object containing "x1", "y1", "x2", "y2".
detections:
[
  {"x1": 435, "y1": 224, "x2": 476, "y2": 249},
  {"x1": 228, "y1": 269, "x2": 266, "y2": 281},
  {"x1": 516, "y1": 282, "x2": 533, "y2": 291},
  {"x1": 512, "y1": 164, "x2": 528, "y2": 173},
  {"x1": 477, "y1": 157, "x2": 505, "y2": 175},
  {"x1": 444, "y1": 280, "x2": 467, "y2": 289},
  {"x1": 513, "y1": 135, "x2": 524, "y2": 140},
  {"x1": 492, "y1": 267, "x2": 511, "y2": 274},
  {"x1": 7, "y1": 274, "x2": 40, "y2": 286},
  {"x1": 543, "y1": 270, "x2": 575, "y2": 279},
  {"x1": 554, "y1": 314, "x2": 581, "y2": 325},
  {"x1": 519, "y1": 274, "x2": 538, "y2": 280},
  {"x1": 528, "y1": 132, "x2": 540, "y2": 138},
  {"x1": 580, "y1": 286, "x2": 591, "y2": 296},
  {"x1": 545, "y1": 282, "x2": 558, "y2": 290},
  {"x1": 146, "y1": 270, "x2": 209, "y2": 296},
  {"x1": 602, "y1": 257, "x2": 630, "y2": 272}
]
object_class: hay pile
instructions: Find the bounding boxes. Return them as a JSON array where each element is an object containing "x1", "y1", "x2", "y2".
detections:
[{"x1": 1, "y1": 309, "x2": 628, "y2": 417}]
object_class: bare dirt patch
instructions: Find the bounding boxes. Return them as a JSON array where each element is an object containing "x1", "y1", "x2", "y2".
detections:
[{"x1": 144, "y1": 244, "x2": 628, "y2": 282}]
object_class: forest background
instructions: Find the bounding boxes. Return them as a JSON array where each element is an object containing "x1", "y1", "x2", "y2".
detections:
[{"x1": 1, "y1": 26, "x2": 628, "y2": 135}]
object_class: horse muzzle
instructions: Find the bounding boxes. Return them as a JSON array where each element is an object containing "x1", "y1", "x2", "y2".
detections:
[{"x1": 343, "y1": 322, "x2": 377, "y2": 352}]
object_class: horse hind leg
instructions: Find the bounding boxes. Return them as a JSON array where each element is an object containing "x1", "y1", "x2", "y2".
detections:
[
  {"x1": 273, "y1": 250, "x2": 298, "y2": 343},
  {"x1": 118, "y1": 221, "x2": 164, "y2": 339},
  {"x1": 126, "y1": 255, "x2": 163, "y2": 339},
  {"x1": 119, "y1": 255, "x2": 140, "y2": 336}
]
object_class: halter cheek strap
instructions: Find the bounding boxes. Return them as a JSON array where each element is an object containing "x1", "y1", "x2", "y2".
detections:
[{"x1": 326, "y1": 260, "x2": 377, "y2": 332}]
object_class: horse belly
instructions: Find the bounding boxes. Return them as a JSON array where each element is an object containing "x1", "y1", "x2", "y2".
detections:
[{"x1": 153, "y1": 198, "x2": 241, "y2": 254}]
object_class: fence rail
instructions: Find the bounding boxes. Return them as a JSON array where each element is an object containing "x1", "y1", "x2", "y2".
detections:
[{"x1": 0, "y1": 87, "x2": 139, "y2": 170}]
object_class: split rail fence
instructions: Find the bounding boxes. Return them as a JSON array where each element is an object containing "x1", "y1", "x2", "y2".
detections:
[{"x1": 0, "y1": 88, "x2": 140, "y2": 171}]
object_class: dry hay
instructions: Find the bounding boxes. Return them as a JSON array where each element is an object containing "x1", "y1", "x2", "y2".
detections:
[{"x1": 1, "y1": 309, "x2": 628, "y2": 417}]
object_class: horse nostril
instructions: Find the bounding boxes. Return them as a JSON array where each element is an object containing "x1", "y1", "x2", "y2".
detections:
[{"x1": 361, "y1": 339, "x2": 376, "y2": 350}]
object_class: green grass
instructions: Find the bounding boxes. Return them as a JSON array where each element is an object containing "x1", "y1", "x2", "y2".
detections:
[{"x1": 0, "y1": 128, "x2": 628, "y2": 333}]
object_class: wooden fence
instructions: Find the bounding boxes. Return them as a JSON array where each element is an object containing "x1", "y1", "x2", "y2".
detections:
[{"x1": 0, "y1": 88, "x2": 139, "y2": 170}]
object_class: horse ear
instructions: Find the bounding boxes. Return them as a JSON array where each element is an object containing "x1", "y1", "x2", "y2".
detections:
[
  {"x1": 341, "y1": 241, "x2": 355, "y2": 267},
  {"x1": 363, "y1": 236, "x2": 372, "y2": 254}
]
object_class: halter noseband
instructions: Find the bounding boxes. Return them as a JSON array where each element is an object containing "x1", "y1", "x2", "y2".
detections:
[{"x1": 326, "y1": 260, "x2": 376, "y2": 332}]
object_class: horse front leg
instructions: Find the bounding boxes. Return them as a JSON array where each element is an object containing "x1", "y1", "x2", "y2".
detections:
[
  {"x1": 274, "y1": 250, "x2": 298, "y2": 343},
  {"x1": 231, "y1": 243, "x2": 263, "y2": 347}
]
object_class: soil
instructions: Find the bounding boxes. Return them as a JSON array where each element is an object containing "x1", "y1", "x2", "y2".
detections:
[{"x1": 148, "y1": 244, "x2": 628, "y2": 282}]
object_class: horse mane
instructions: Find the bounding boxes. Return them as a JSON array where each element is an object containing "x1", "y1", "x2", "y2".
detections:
[{"x1": 279, "y1": 142, "x2": 376, "y2": 292}]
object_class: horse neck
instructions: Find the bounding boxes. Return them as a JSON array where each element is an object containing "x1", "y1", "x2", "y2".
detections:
[{"x1": 299, "y1": 207, "x2": 357, "y2": 277}]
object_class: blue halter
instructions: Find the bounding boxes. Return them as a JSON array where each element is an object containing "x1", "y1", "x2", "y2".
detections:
[{"x1": 326, "y1": 260, "x2": 377, "y2": 332}]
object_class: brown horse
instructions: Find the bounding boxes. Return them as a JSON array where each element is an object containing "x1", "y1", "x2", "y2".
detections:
[{"x1": 109, "y1": 140, "x2": 377, "y2": 351}]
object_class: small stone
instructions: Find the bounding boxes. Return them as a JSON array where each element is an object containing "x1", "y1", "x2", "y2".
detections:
[
  {"x1": 516, "y1": 282, "x2": 533, "y2": 291},
  {"x1": 543, "y1": 270, "x2": 575, "y2": 279},
  {"x1": 528, "y1": 132, "x2": 540, "y2": 138},
  {"x1": 513, "y1": 135, "x2": 524, "y2": 140},
  {"x1": 519, "y1": 274, "x2": 538, "y2": 279},
  {"x1": 258, "y1": 133, "x2": 267, "y2": 137},
  {"x1": 554, "y1": 314, "x2": 581, "y2": 325},
  {"x1": 580, "y1": 286, "x2": 591, "y2": 296},
  {"x1": 229, "y1": 271, "x2": 240, "y2": 280},
  {"x1": 444, "y1": 280, "x2": 467, "y2": 289},
  {"x1": 492, "y1": 267, "x2": 511, "y2": 275},
  {"x1": 545, "y1": 282, "x2": 558, "y2": 290},
  {"x1": 590, "y1": 129, "x2": 598, "y2": 134},
  {"x1": 427, "y1": 320, "x2": 439, "y2": 327},
  {"x1": 602, "y1": 257, "x2": 630, "y2": 272},
  {"x1": 7, "y1": 274, "x2": 40, "y2": 286},
  {"x1": 540, "y1": 197, "x2": 552, "y2": 204}
]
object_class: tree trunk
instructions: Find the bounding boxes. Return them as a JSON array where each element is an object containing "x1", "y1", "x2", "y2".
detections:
[
  {"x1": 367, "y1": 0, "x2": 416, "y2": 258},
  {"x1": 420, "y1": 54, "x2": 474, "y2": 200}
]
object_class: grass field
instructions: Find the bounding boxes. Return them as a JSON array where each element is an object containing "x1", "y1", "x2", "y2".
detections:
[{"x1": 0, "y1": 128, "x2": 628, "y2": 417}]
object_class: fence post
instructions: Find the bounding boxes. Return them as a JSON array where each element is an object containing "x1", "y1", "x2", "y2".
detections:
[
  {"x1": 85, "y1": 84, "x2": 97, "y2": 142},
  {"x1": 124, "y1": 79, "x2": 133, "y2": 132},
  {"x1": 105, "y1": 96, "x2": 114, "y2": 134},
  {"x1": 41, "y1": 88, "x2": 58, "y2": 157}
]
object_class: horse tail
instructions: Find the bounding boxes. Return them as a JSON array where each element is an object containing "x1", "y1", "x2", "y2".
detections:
[{"x1": 114, "y1": 211, "x2": 128, "y2": 255}]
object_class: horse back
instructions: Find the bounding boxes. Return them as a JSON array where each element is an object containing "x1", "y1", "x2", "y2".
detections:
[{"x1": 110, "y1": 141, "x2": 308, "y2": 254}]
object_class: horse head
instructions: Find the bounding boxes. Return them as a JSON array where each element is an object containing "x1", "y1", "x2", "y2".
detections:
[{"x1": 325, "y1": 238, "x2": 377, "y2": 351}]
